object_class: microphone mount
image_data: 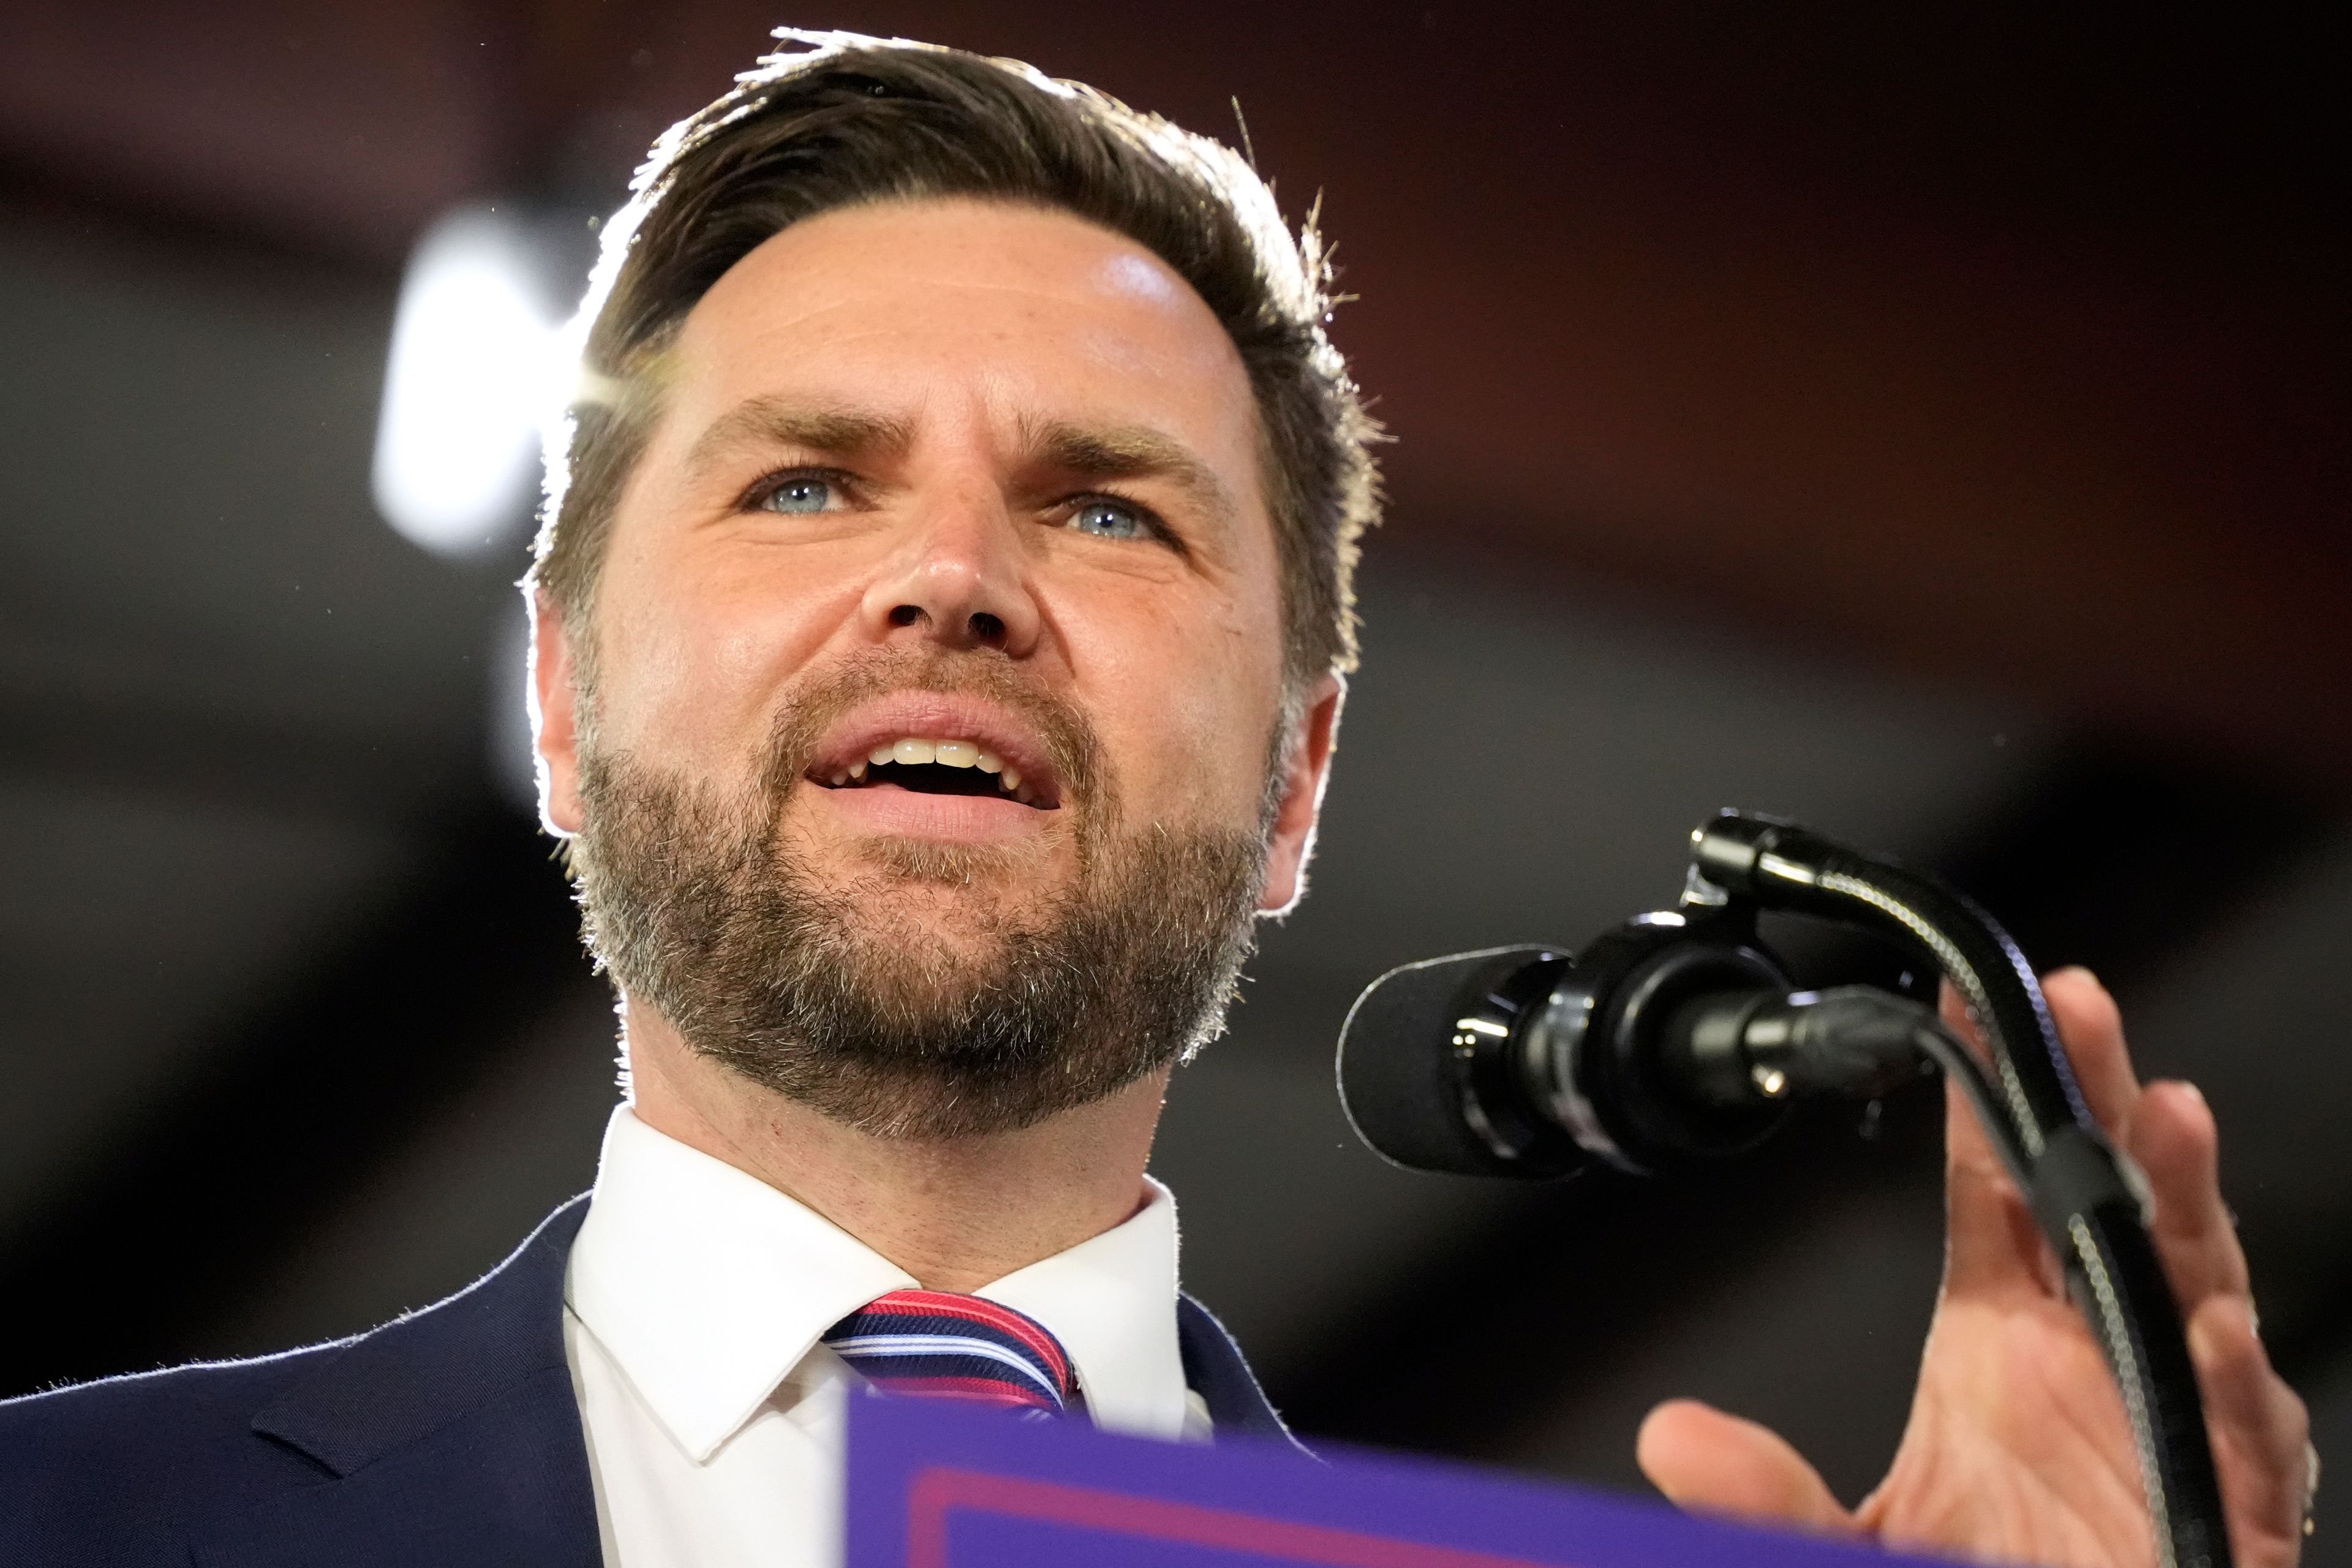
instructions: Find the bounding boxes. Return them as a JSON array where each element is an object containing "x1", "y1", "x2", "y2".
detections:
[{"x1": 1336, "y1": 810, "x2": 2230, "y2": 1568}]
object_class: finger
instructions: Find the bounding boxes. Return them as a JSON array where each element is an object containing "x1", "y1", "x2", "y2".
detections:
[
  {"x1": 1939, "y1": 977, "x2": 1985, "y2": 1052},
  {"x1": 2188, "y1": 1295, "x2": 2312, "y2": 1561},
  {"x1": 1938, "y1": 977, "x2": 2024, "y2": 1202},
  {"x1": 1939, "y1": 971, "x2": 2146, "y2": 1303},
  {"x1": 1940, "y1": 1076, "x2": 2061, "y2": 1299},
  {"x1": 2038, "y1": 968, "x2": 2141, "y2": 1139},
  {"x1": 1636, "y1": 1398, "x2": 1856, "y2": 1536},
  {"x1": 2127, "y1": 1079, "x2": 2250, "y2": 1308},
  {"x1": 1936, "y1": 982, "x2": 2059, "y2": 1298}
]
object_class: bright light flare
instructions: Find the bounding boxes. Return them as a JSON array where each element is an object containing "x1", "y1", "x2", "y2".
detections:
[{"x1": 372, "y1": 208, "x2": 567, "y2": 557}]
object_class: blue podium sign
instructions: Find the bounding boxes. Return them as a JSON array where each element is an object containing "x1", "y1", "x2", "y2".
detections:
[{"x1": 845, "y1": 1395, "x2": 1964, "y2": 1568}]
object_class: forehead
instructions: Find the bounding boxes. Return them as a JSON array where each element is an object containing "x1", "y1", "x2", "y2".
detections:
[{"x1": 661, "y1": 198, "x2": 1261, "y2": 468}]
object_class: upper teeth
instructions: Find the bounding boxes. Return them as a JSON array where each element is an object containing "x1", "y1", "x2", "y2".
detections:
[{"x1": 854, "y1": 737, "x2": 1027, "y2": 796}]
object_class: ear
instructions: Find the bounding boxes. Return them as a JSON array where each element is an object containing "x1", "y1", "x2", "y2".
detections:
[
  {"x1": 1258, "y1": 671, "x2": 1346, "y2": 915},
  {"x1": 529, "y1": 587, "x2": 586, "y2": 836}
]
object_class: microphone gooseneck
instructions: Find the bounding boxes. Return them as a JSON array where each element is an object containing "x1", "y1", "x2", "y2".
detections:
[
  {"x1": 1684, "y1": 813, "x2": 2224, "y2": 1568},
  {"x1": 1335, "y1": 810, "x2": 2230, "y2": 1568}
]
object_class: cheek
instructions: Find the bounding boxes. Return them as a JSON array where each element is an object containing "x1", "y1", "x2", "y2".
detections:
[
  {"x1": 593, "y1": 545, "x2": 853, "y2": 762},
  {"x1": 1071, "y1": 580, "x2": 1284, "y2": 823}
]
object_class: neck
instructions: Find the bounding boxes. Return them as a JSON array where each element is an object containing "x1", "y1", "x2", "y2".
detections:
[{"x1": 620, "y1": 1000, "x2": 1169, "y2": 1292}]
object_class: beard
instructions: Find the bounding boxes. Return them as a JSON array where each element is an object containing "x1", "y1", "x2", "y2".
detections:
[{"x1": 568, "y1": 650, "x2": 1271, "y2": 1139}]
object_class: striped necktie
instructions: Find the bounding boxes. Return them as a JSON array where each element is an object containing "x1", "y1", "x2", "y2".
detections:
[{"x1": 821, "y1": 1289, "x2": 1077, "y2": 1415}]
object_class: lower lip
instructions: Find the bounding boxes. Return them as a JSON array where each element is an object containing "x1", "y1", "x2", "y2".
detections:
[{"x1": 809, "y1": 782, "x2": 1052, "y2": 843}]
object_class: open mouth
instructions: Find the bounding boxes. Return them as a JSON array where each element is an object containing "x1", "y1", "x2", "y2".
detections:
[{"x1": 812, "y1": 736, "x2": 1057, "y2": 810}]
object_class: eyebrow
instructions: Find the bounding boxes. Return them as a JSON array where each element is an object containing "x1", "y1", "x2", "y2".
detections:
[
  {"x1": 682, "y1": 398, "x2": 1240, "y2": 529},
  {"x1": 1019, "y1": 418, "x2": 1240, "y2": 530},
  {"x1": 682, "y1": 397, "x2": 916, "y2": 483}
]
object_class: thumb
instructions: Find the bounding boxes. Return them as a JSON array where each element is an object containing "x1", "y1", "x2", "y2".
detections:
[{"x1": 1636, "y1": 1399, "x2": 1856, "y2": 1535}]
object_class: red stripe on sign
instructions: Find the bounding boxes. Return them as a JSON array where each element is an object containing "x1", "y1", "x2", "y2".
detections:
[{"x1": 907, "y1": 1468, "x2": 1567, "y2": 1568}]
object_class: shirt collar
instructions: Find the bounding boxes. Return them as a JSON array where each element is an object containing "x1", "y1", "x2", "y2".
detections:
[
  {"x1": 564, "y1": 1106, "x2": 1188, "y2": 1461},
  {"x1": 980, "y1": 1174, "x2": 1185, "y2": 1441}
]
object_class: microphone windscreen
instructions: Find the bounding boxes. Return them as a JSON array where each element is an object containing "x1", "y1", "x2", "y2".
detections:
[{"x1": 1336, "y1": 946, "x2": 1563, "y2": 1177}]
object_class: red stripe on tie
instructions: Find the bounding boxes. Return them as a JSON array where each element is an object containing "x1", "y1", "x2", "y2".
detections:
[{"x1": 867, "y1": 1290, "x2": 1072, "y2": 1389}]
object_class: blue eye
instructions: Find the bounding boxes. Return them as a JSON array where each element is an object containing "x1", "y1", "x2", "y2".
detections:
[
  {"x1": 764, "y1": 476, "x2": 835, "y2": 514},
  {"x1": 1069, "y1": 499, "x2": 1148, "y2": 540}
]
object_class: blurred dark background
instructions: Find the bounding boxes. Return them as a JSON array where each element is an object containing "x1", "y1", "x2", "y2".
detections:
[{"x1": 3, "y1": 0, "x2": 2346, "y2": 1545}]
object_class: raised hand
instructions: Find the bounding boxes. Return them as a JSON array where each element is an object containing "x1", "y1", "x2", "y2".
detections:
[{"x1": 1634, "y1": 968, "x2": 2313, "y2": 1568}]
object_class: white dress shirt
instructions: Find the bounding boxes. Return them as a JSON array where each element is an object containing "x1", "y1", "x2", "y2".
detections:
[{"x1": 562, "y1": 1106, "x2": 1206, "y2": 1567}]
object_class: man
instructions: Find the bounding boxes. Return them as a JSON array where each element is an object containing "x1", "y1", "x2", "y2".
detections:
[{"x1": 0, "y1": 29, "x2": 2312, "y2": 1568}]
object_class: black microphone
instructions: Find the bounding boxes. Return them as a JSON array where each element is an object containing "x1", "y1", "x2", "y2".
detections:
[
  {"x1": 1340, "y1": 810, "x2": 2233, "y2": 1568},
  {"x1": 1336, "y1": 914, "x2": 1935, "y2": 1179}
]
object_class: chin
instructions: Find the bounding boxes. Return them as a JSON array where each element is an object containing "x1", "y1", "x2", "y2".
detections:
[
  {"x1": 856, "y1": 836, "x2": 1035, "y2": 886},
  {"x1": 845, "y1": 833, "x2": 1098, "y2": 920},
  {"x1": 836, "y1": 860, "x2": 1057, "y2": 951}
]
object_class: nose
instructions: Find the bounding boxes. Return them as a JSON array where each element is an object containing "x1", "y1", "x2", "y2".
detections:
[{"x1": 859, "y1": 491, "x2": 1042, "y2": 657}]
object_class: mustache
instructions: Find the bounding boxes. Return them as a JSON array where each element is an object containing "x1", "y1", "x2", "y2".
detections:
[{"x1": 755, "y1": 647, "x2": 1110, "y2": 821}]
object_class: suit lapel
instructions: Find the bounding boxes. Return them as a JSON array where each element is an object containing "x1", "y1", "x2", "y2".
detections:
[
  {"x1": 1175, "y1": 1292, "x2": 1313, "y2": 1455},
  {"x1": 194, "y1": 1199, "x2": 603, "y2": 1567}
]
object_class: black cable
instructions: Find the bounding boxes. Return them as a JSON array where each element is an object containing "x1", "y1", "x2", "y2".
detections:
[{"x1": 1907, "y1": 1018, "x2": 2035, "y2": 1194}]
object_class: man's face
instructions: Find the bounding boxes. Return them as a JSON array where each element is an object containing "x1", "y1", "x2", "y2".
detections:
[{"x1": 534, "y1": 198, "x2": 1338, "y2": 1133}]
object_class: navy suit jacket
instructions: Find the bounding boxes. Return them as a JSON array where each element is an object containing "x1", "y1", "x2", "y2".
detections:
[{"x1": 0, "y1": 1197, "x2": 1298, "y2": 1566}]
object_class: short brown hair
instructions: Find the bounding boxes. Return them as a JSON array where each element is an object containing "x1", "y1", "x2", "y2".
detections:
[{"x1": 529, "y1": 31, "x2": 1379, "y2": 688}]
